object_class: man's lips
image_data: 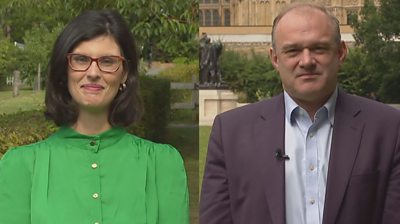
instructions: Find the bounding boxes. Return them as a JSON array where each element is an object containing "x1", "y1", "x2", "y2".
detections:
[
  {"x1": 81, "y1": 84, "x2": 104, "y2": 91},
  {"x1": 297, "y1": 73, "x2": 320, "y2": 78}
]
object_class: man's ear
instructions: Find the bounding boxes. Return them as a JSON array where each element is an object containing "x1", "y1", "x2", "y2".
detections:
[
  {"x1": 338, "y1": 41, "x2": 348, "y2": 64},
  {"x1": 269, "y1": 47, "x2": 279, "y2": 70}
]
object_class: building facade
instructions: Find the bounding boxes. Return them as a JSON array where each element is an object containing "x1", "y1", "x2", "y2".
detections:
[{"x1": 199, "y1": 0, "x2": 380, "y2": 52}]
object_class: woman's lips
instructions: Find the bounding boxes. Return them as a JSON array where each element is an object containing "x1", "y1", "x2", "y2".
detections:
[{"x1": 81, "y1": 84, "x2": 104, "y2": 91}]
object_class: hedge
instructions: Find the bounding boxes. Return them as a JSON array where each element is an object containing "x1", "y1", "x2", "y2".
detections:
[
  {"x1": 219, "y1": 50, "x2": 282, "y2": 103},
  {"x1": 0, "y1": 75, "x2": 171, "y2": 157}
]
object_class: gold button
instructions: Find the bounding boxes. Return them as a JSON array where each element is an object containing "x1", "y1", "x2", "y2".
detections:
[
  {"x1": 92, "y1": 193, "x2": 99, "y2": 199},
  {"x1": 91, "y1": 163, "x2": 98, "y2": 169}
]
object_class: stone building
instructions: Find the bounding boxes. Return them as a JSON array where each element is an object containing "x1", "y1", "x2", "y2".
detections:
[{"x1": 199, "y1": 0, "x2": 380, "y2": 53}]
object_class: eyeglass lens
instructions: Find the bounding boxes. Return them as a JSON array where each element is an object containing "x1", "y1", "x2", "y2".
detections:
[{"x1": 69, "y1": 54, "x2": 122, "y2": 72}]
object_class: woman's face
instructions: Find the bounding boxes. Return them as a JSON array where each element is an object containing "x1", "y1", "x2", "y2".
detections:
[{"x1": 67, "y1": 35, "x2": 127, "y2": 114}]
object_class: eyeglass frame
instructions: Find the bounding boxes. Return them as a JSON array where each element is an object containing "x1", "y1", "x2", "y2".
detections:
[{"x1": 66, "y1": 53, "x2": 126, "y2": 73}]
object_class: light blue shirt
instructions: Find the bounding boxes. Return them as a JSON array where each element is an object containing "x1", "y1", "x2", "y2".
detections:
[{"x1": 284, "y1": 89, "x2": 337, "y2": 224}]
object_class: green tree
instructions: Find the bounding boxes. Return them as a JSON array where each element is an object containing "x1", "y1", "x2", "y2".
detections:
[
  {"x1": 351, "y1": 0, "x2": 400, "y2": 102},
  {"x1": 0, "y1": 34, "x2": 20, "y2": 89},
  {"x1": 338, "y1": 48, "x2": 373, "y2": 98},
  {"x1": 0, "y1": 0, "x2": 198, "y2": 62},
  {"x1": 20, "y1": 24, "x2": 63, "y2": 88},
  {"x1": 220, "y1": 50, "x2": 282, "y2": 102},
  {"x1": 117, "y1": 0, "x2": 198, "y2": 61}
]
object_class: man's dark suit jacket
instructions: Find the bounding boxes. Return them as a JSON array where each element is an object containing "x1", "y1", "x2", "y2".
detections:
[{"x1": 200, "y1": 90, "x2": 400, "y2": 224}]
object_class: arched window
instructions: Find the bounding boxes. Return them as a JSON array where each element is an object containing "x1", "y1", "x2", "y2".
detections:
[
  {"x1": 205, "y1": 10, "x2": 212, "y2": 26},
  {"x1": 212, "y1": 9, "x2": 220, "y2": 25},
  {"x1": 224, "y1": 9, "x2": 231, "y2": 26},
  {"x1": 200, "y1": 10, "x2": 204, "y2": 26}
]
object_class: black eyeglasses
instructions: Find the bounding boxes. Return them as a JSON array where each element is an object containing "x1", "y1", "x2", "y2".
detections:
[{"x1": 67, "y1": 53, "x2": 125, "y2": 73}]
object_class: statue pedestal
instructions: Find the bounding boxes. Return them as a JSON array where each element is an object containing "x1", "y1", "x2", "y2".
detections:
[{"x1": 199, "y1": 89, "x2": 238, "y2": 126}]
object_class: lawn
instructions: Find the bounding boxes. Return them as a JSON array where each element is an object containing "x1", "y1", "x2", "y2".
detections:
[
  {"x1": 0, "y1": 90, "x2": 45, "y2": 114},
  {"x1": 199, "y1": 126, "x2": 212, "y2": 195}
]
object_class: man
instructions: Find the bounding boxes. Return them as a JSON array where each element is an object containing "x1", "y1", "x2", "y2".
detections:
[{"x1": 200, "y1": 3, "x2": 400, "y2": 224}]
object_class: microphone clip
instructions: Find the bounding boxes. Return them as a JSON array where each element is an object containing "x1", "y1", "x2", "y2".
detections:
[{"x1": 275, "y1": 149, "x2": 290, "y2": 161}]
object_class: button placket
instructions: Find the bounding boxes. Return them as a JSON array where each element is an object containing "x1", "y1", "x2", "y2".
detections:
[
  {"x1": 87, "y1": 136, "x2": 102, "y2": 223},
  {"x1": 88, "y1": 137, "x2": 100, "y2": 152}
]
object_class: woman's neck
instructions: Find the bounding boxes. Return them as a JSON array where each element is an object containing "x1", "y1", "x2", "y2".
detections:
[{"x1": 72, "y1": 110, "x2": 112, "y2": 135}]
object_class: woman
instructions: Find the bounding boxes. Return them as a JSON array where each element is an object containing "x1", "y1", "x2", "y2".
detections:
[{"x1": 0, "y1": 10, "x2": 189, "y2": 224}]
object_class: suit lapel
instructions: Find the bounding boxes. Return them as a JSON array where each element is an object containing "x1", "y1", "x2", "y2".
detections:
[
  {"x1": 323, "y1": 91, "x2": 364, "y2": 224},
  {"x1": 255, "y1": 94, "x2": 286, "y2": 224}
]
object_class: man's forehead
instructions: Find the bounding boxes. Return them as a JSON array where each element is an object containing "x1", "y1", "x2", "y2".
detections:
[{"x1": 274, "y1": 8, "x2": 335, "y2": 38}]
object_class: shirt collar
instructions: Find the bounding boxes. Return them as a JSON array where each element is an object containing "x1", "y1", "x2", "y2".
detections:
[
  {"x1": 51, "y1": 126, "x2": 127, "y2": 153},
  {"x1": 284, "y1": 87, "x2": 338, "y2": 125}
]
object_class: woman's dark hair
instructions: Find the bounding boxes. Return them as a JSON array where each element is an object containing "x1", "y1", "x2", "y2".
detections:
[{"x1": 45, "y1": 9, "x2": 142, "y2": 127}]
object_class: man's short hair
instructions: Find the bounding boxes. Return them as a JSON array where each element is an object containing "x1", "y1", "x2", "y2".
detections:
[{"x1": 271, "y1": 3, "x2": 341, "y2": 49}]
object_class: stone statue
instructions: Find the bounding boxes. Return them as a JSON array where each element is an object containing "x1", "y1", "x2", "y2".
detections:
[{"x1": 199, "y1": 33, "x2": 224, "y2": 88}]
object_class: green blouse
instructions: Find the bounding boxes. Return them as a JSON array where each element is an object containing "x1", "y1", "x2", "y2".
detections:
[{"x1": 0, "y1": 127, "x2": 189, "y2": 224}]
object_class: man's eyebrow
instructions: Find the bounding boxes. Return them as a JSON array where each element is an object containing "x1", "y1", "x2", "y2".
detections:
[
  {"x1": 280, "y1": 41, "x2": 333, "y2": 51},
  {"x1": 280, "y1": 44, "x2": 301, "y2": 51}
]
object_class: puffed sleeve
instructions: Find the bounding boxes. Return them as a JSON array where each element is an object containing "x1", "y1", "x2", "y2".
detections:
[
  {"x1": 0, "y1": 147, "x2": 34, "y2": 224},
  {"x1": 153, "y1": 144, "x2": 189, "y2": 224}
]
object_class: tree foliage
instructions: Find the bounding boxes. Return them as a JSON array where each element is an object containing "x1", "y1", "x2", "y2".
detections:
[
  {"x1": 219, "y1": 50, "x2": 282, "y2": 103},
  {"x1": 0, "y1": 33, "x2": 21, "y2": 87},
  {"x1": 351, "y1": 0, "x2": 400, "y2": 102},
  {"x1": 0, "y1": 0, "x2": 198, "y2": 88}
]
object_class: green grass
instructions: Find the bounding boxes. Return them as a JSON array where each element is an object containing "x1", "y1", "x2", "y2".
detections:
[
  {"x1": 199, "y1": 126, "x2": 212, "y2": 195},
  {"x1": 170, "y1": 109, "x2": 198, "y2": 124},
  {"x1": 0, "y1": 90, "x2": 45, "y2": 114}
]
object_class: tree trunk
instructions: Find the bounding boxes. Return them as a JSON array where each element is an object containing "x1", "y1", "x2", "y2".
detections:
[
  {"x1": 37, "y1": 63, "x2": 41, "y2": 91},
  {"x1": 12, "y1": 70, "x2": 21, "y2": 97}
]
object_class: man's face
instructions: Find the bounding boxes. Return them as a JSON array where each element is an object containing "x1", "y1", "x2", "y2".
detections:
[{"x1": 270, "y1": 7, "x2": 347, "y2": 105}]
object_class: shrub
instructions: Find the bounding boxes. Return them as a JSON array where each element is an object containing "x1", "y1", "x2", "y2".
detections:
[
  {"x1": 158, "y1": 61, "x2": 198, "y2": 124},
  {"x1": 158, "y1": 61, "x2": 198, "y2": 83},
  {"x1": 136, "y1": 75, "x2": 171, "y2": 141},
  {"x1": 0, "y1": 76, "x2": 171, "y2": 157},
  {"x1": 0, "y1": 110, "x2": 57, "y2": 156},
  {"x1": 220, "y1": 50, "x2": 282, "y2": 103}
]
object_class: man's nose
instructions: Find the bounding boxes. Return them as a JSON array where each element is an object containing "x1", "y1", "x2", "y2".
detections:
[{"x1": 299, "y1": 49, "x2": 316, "y2": 69}]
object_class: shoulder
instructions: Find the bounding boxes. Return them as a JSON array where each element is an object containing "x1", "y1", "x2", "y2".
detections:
[
  {"x1": 0, "y1": 140, "x2": 50, "y2": 186},
  {"x1": 124, "y1": 133, "x2": 184, "y2": 165},
  {"x1": 215, "y1": 93, "x2": 284, "y2": 124},
  {"x1": 340, "y1": 92, "x2": 400, "y2": 121},
  {"x1": 1, "y1": 139, "x2": 50, "y2": 167}
]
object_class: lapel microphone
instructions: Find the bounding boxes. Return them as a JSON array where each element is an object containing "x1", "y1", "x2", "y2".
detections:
[{"x1": 275, "y1": 149, "x2": 290, "y2": 161}]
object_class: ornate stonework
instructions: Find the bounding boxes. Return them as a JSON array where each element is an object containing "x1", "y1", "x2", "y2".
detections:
[
  {"x1": 199, "y1": 0, "x2": 378, "y2": 53},
  {"x1": 199, "y1": 0, "x2": 374, "y2": 26}
]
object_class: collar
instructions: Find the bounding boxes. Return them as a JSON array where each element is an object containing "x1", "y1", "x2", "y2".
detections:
[
  {"x1": 51, "y1": 126, "x2": 127, "y2": 153},
  {"x1": 284, "y1": 87, "x2": 338, "y2": 126}
]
